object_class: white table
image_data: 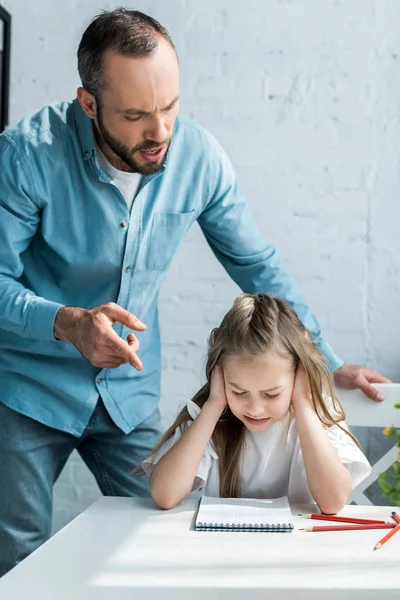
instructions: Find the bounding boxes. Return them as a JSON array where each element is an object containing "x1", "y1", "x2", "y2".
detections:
[{"x1": 0, "y1": 498, "x2": 399, "y2": 599}]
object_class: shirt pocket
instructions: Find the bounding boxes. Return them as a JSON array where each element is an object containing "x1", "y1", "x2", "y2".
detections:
[{"x1": 146, "y1": 210, "x2": 195, "y2": 271}]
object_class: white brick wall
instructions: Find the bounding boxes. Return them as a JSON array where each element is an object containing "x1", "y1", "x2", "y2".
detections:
[{"x1": 3, "y1": 0, "x2": 400, "y2": 531}]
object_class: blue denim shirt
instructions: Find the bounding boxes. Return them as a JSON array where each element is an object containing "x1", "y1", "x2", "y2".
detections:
[{"x1": 0, "y1": 100, "x2": 343, "y2": 436}]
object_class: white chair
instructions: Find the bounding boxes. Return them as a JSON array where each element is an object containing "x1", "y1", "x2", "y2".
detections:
[{"x1": 337, "y1": 383, "x2": 400, "y2": 505}]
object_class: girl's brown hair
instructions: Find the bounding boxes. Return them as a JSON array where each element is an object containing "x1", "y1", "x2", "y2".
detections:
[{"x1": 135, "y1": 293, "x2": 358, "y2": 497}]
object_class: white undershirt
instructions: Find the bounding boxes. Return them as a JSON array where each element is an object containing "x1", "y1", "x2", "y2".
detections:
[{"x1": 96, "y1": 145, "x2": 142, "y2": 213}]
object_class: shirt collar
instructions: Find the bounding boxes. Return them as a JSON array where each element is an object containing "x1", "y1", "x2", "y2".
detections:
[{"x1": 73, "y1": 98, "x2": 96, "y2": 161}]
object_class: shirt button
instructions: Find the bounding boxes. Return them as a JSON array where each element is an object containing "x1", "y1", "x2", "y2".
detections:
[
  {"x1": 120, "y1": 221, "x2": 127, "y2": 228},
  {"x1": 96, "y1": 377, "x2": 102, "y2": 384},
  {"x1": 125, "y1": 267, "x2": 131, "y2": 273},
  {"x1": 84, "y1": 151, "x2": 89, "y2": 158}
]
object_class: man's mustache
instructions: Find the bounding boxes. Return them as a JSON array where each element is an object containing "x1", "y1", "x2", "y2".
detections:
[{"x1": 133, "y1": 139, "x2": 171, "y2": 153}]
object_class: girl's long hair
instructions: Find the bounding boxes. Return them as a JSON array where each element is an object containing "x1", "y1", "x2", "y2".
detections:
[{"x1": 135, "y1": 294, "x2": 360, "y2": 497}]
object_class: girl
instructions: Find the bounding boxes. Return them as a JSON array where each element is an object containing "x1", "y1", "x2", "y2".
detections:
[{"x1": 139, "y1": 294, "x2": 371, "y2": 514}]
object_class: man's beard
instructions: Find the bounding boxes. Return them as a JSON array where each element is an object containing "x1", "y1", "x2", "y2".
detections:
[{"x1": 96, "y1": 104, "x2": 170, "y2": 175}]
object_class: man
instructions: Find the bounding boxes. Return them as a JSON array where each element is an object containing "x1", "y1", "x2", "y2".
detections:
[{"x1": 0, "y1": 8, "x2": 388, "y2": 576}]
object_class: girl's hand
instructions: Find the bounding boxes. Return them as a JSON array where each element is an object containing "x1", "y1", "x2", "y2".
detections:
[
  {"x1": 208, "y1": 365, "x2": 228, "y2": 411},
  {"x1": 291, "y1": 365, "x2": 313, "y2": 410}
]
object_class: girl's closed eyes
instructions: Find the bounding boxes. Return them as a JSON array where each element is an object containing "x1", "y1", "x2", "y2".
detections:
[{"x1": 230, "y1": 390, "x2": 280, "y2": 399}]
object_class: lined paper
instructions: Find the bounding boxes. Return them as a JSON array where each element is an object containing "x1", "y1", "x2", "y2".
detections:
[{"x1": 195, "y1": 496, "x2": 293, "y2": 531}]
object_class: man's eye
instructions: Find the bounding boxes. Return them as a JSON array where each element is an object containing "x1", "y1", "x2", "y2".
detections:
[
  {"x1": 125, "y1": 116, "x2": 141, "y2": 122},
  {"x1": 232, "y1": 390, "x2": 246, "y2": 396},
  {"x1": 265, "y1": 393, "x2": 279, "y2": 399}
]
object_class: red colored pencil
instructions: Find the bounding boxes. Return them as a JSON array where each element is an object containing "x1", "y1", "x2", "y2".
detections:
[
  {"x1": 392, "y1": 512, "x2": 400, "y2": 525},
  {"x1": 300, "y1": 523, "x2": 396, "y2": 533},
  {"x1": 299, "y1": 513, "x2": 387, "y2": 525},
  {"x1": 374, "y1": 512, "x2": 400, "y2": 550}
]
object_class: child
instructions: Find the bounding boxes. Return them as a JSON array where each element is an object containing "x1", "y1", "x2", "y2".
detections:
[{"x1": 140, "y1": 293, "x2": 371, "y2": 513}]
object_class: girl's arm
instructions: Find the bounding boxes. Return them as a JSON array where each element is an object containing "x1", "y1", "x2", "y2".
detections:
[
  {"x1": 292, "y1": 368, "x2": 352, "y2": 514},
  {"x1": 151, "y1": 366, "x2": 227, "y2": 510}
]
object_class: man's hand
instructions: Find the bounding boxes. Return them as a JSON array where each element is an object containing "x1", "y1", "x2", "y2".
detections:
[
  {"x1": 53, "y1": 303, "x2": 146, "y2": 370},
  {"x1": 333, "y1": 363, "x2": 391, "y2": 402}
]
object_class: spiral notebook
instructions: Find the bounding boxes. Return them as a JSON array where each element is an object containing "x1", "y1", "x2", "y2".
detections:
[{"x1": 195, "y1": 495, "x2": 294, "y2": 532}]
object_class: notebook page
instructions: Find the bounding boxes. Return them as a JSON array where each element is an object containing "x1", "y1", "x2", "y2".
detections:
[{"x1": 196, "y1": 496, "x2": 293, "y2": 526}]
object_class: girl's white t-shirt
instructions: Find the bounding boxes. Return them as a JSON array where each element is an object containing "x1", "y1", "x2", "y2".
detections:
[{"x1": 142, "y1": 400, "x2": 372, "y2": 503}]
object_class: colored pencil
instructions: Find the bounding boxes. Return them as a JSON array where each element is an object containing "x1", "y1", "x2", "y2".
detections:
[
  {"x1": 298, "y1": 513, "x2": 387, "y2": 525},
  {"x1": 392, "y1": 511, "x2": 400, "y2": 525},
  {"x1": 374, "y1": 512, "x2": 400, "y2": 550},
  {"x1": 300, "y1": 523, "x2": 396, "y2": 533}
]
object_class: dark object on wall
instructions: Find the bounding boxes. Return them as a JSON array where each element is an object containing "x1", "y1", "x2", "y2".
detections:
[{"x1": 0, "y1": 5, "x2": 11, "y2": 132}]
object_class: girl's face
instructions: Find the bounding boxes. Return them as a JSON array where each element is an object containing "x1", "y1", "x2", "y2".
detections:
[{"x1": 223, "y1": 351, "x2": 295, "y2": 433}]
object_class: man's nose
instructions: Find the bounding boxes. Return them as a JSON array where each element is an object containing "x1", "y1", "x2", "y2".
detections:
[{"x1": 144, "y1": 114, "x2": 168, "y2": 144}]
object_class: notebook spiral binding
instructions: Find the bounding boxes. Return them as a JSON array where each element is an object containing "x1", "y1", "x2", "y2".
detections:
[{"x1": 196, "y1": 522, "x2": 294, "y2": 532}]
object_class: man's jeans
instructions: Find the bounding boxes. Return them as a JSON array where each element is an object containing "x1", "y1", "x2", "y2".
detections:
[{"x1": 0, "y1": 399, "x2": 162, "y2": 577}]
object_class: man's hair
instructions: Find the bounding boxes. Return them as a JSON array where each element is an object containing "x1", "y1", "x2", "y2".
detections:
[{"x1": 77, "y1": 7, "x2": 176, "y2": 98}]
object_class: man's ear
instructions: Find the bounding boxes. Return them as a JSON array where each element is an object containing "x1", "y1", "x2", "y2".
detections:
[{"x1": 77, "y1": 87, "x2": 97, "y2": 120}]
